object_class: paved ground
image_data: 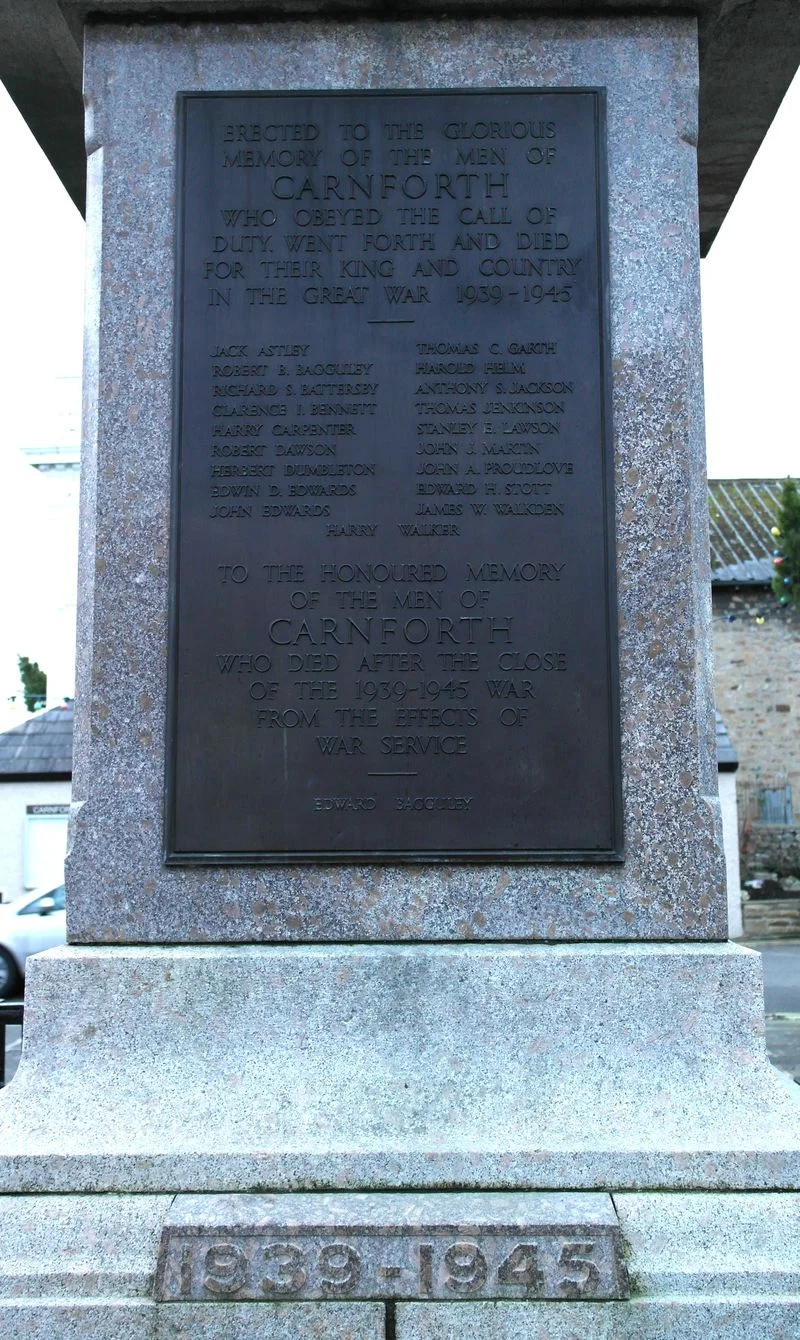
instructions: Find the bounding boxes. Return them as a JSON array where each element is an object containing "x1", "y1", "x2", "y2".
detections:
[
  {"x1": 746, "y1": 939, "x2": 800, "y2": 1013},
  {"x1": 2, "y1": 1013, "x2": 22, "y2": 1087},
  {"x1": 744, "y1": 939, "x2": 800, "y2": 1082},
  {"x1": 1, "y1": 943, "x2": 799, "y2": 1089}
]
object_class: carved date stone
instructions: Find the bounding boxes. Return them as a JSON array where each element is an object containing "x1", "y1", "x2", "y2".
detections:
[{"x1": 155, "y1": 1192, "x2": 629, "y2": 1302}]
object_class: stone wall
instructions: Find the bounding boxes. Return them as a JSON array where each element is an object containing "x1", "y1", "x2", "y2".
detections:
[
  {"x1": 741, "y1": 823, "x2": 800, "y2": 880},
  {"x1": 742, "y1": 897, "x2": 800, "y2": 939},
  {"x1": 712, "y1": 589, "x2": 799, "y2": 803}
]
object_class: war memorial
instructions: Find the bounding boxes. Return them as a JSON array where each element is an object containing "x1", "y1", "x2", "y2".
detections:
[{"x1": 1, "y1": 0, "x2": 800, "y2": 1335}]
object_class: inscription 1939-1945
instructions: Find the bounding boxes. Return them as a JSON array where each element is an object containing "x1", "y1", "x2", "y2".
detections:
[
  {"x1": 154, "y1": 1191, "x2": 629, "y2": 1302},
  {"x1": 158, "y1": 1230, "x2": 626, "y2": 1303},
  {"x1": 166, "y1": 88, "x2": 621, "y2": 862}
]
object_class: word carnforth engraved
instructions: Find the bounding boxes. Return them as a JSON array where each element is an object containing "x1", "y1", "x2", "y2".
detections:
[{"x1": 167, "y1": 89, "x2": 621, "y2": 861}]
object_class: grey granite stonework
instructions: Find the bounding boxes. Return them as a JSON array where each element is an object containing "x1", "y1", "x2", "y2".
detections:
[
  {"x1": 396, "y1": 1299, "x2": 800, "y2": 1338},
  {"x1": 1, "y1": 1192, "x2": 799, "y2": 1337},
  {"x1": 1, "y1": 1302, "x2": 384, "y2": 1340},
  {"x1": 4, "y1": 13, "x2": 800, "y2": 1338},
  {"x1": 1, "y1": 942, "x2": 799, "y2": 1193},
  {"x1": 153, "y1": 1304, "x2": 386, "y2": 1338},
  {"x1": 160, "y1": 1192, "x2": 620, "y2": 1236},
  {"x1": 0, "y1": 1195, "x2": 170, "y2": 1299},
  {"x1": 614, "y1": 1192, "x2": 800, "y2": 1296},
  {"x1": 67, "y1": 16, "x2": 723, "y2": 943},
  {"x1": 1, "y1": 1303, "x2": 157, "y2": 1340},
  {"x1": 154, "y1": 1191, "x2": 629, "y2": 1301}
]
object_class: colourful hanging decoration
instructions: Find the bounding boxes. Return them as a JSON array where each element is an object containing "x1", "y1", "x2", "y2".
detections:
[{"x1": 771, "y1": 478, "x2": 799, "y2": 609}]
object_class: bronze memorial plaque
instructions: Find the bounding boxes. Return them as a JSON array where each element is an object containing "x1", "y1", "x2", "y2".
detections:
[{"x1": 167, "y1": 89, "x2": 621, "y2": 862}]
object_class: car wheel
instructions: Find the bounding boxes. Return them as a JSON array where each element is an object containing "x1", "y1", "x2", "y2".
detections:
[{"x1": 0, "y1": 948, "x2": 20, "y2": 999}]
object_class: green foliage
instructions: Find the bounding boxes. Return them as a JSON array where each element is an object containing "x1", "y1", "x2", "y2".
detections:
[
  {"x1": 17, "y1": 656, "x2": 47, "y2": 713},
  {"x1": 771, "y1": 477, "x2": 800, "y2": 607}
]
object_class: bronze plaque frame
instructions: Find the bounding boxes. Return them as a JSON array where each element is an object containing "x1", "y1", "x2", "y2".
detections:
[{"x1": 166, "y1": 88, "x2": 622, "y2": 863}]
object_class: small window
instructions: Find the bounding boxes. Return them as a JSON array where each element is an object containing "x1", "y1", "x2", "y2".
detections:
[
  {"x1": 759, "y1": 785, "x2": 793, "y2": 824},
  {"x1": 18, "y1": 886, "x2": 66, "y2": 916}
]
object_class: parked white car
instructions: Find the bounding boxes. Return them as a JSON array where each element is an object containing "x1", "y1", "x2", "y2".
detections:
[{"x1": 0, "y1": 884, "x2": 66, "y2": 998}]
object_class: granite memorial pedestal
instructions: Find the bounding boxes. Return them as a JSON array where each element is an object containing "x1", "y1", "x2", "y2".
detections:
[{"x1": 2, "y1": 10, "x2": 800, "y2": 1339}]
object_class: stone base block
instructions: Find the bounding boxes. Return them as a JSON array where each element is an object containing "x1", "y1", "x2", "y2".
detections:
[
  {"x1": 2, "y1": 1303, "x2": 156, "y2": 1340},
  {"x1": 396, "y1": 1300, "x2": 800, "y2": 1338},
  {"x1": 154, "y1": 1304, "x2": 383, "y2": 1338},
  {"x1": 155, "y1": 1191, "x2": 629, "y2": 1302},
  {"x1": 6, "y1": 1297, "x2": 800, "y2": 1340},
  {"x1": 2, "y1": 1302, "x2": 383, "y2": 1340},
  {"x1": 1, "y1": 942, "x2": 800, "y2": 1191},
  {"x1": 1, "y1": 1193, "x2": 800, "y2": 1337}
]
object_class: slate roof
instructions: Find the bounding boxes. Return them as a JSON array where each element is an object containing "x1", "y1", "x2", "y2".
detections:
[
  {"x1": 708, "y1": 479, "x2": 784, "y2": 585},
  {"x1": 0, "y1": 702, "x2": 74, "y2": 779},
  {"x1": 715, "y1": 711, "x2": 738, "y2": 772}
]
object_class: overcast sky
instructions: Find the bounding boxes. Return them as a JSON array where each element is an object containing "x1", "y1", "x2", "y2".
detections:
[
  {"x1": 701, "y1": 66, "x2": 800, "y2": 479},
  {"x1": 0, "y1": 70, "x2": 797, "y2": 703}
]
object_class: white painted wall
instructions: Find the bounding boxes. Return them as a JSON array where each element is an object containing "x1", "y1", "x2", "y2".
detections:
[
  {"x1": 0, "y1": 781, "x2": 71, "y2": 901},
  {"x1": 719, "y1": 770, "x2": 743, "y2": 938},
  {"x1": 0, "y1": 377, "x2": 80, "y2": 711}
]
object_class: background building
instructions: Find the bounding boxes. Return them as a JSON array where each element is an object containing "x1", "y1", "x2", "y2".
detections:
[
  {"x1": 0, "y1": 702, "x2": 73, "y2": 901},
  {"x1": 710, "y1": 478, "x2": 800, "y2": 894},
  {"x1": 0, "y1": 374, "x2": 80, "y2": 719}
]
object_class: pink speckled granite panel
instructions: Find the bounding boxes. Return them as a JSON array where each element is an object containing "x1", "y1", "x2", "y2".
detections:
[{"x1": 68, "y1": 17, "x2": 724, "y2": 942}]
